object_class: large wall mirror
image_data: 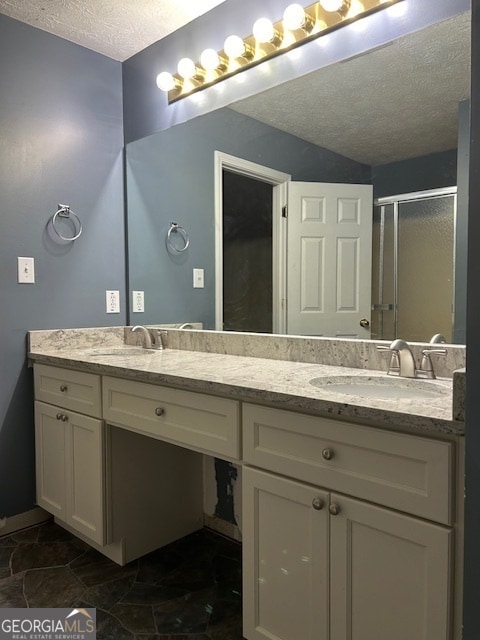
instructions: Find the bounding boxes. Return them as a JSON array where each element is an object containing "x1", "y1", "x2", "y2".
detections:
[{"x1": 126, "y1": 9, "x2": 470, "y2": 344}]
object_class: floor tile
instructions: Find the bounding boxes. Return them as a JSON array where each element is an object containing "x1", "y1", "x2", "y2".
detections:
[
  {"x1": 0, "y1": 522, "x2": 243, "y2": 639},
  {"x1": 83, "y1": 575, "x2": 136, "y2": 610},
  {"x1": 152, "y1": 586, "x2": 216, "y2": 634},
  {"x1": 0, "y1": 573, "x2": 28, "y2": 607},
  {"x1": 110, "y1": 603, "x2": 157, "y2": 635},
  {"x1": 70, "y1": 548, "x2": 138, "y2": 587},
  {"x1": 24, "y1": 566, "x2": 85, "y2": 607},
  {"x1": 11, "y1": 539, "x2": 88, "y2": 574}
]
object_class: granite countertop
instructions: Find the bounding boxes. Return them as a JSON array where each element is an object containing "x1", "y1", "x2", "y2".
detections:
[{"x1": 28, "y1": 341, "x2": 463, "y2": 437}]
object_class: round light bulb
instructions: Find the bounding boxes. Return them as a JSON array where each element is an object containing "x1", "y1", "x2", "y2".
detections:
[
  {"x1": 177, "y1": 57, "x2": 196, "y2": 79},
  {"x1": 253, "y1": 17, "x2": 275, "y2": 43},
  {"x1": 200, "y1": 48, "x2": 220, "y2": 71},
  {"x1": 283, "y1": 4, "x2": 306, "y2": 30},
  {"x1": 156, "y1": 72, "x2": 175, "y2": 92},
  {"x1": 224, "y1": 35, "x2": 246, "y2": 59},
  {"x1": 348, "y1": 0, "x2": 365, "y2": 17},
  {"x1": 320, "y1": 0, "x2": 345, "y2": 11}
]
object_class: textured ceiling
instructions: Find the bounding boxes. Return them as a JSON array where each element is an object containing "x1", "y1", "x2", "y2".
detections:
[
  {"x1": 230, "y1": 11, "x2": 471, "y2": 166},
  {"x1": 0, "y1": 0, "x2": 226, "y2": 61}
]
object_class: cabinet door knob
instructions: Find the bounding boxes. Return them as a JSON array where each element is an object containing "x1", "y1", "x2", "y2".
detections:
[
  {"x1": 322, "y1": 448, "x2": 334, "y2": 460},
  {"x1": 312, "y1": 497, "x2": 324, "y2": 511},
  {"x1": 329, "y1": 503, "x2": 341, "y2": 516},
  {"x1": 60, "y1": 384, "x2": 68, "y2": 392},
  {"x1": 155, "y1": 407, "x2": 165, "y2": 417},
  {"x1": 56, "y1": 413, "x2": 68, "y2": 422},
  {"x1": 56, "y1": 412, "x2": 62, "y2": 420}
]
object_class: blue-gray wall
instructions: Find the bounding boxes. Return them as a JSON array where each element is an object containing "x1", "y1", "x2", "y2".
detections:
[
  {"x1": 0, "y1": 14, "x2": 125, "y2": 518},
  {"x1": 127, "y1": 107, "x2": 369, "y2": 326},
  {"x1": 372, "y1": 149, "x2": 458, "y2": 198}
]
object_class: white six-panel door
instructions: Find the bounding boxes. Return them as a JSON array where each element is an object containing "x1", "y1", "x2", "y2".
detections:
[{"x1": 287, "y1": 182, "x2": 373, "y2": 337}]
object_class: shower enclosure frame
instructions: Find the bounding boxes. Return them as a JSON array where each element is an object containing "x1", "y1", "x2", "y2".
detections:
[{"x1": 373, "y1": 186, "x2": 457, "y2": 341}]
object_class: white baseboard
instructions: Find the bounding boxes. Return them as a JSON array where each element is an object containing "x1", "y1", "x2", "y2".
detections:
[
  {"x1": 0, "y1": 507, "x2": 51, "y2": 537},
  {"x1": 204, "y1": 513, "x2": 242, "y2": 542}
]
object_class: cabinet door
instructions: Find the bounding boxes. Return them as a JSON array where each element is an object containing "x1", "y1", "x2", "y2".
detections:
[
  {"x1": 243, "y1": 466, "x2": 329, "y2": 640},
  {"x1": 329, "y1": 494, "x2": 452, "y2": 640},
  {"x1": 65, "y1": 411, "x2": 105, "y2": 546},
  {"x1": 34, "y1": 401, "x2": 66, "y2": 518}
]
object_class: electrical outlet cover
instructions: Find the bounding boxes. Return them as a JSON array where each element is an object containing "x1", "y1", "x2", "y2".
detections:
[
  {"x1": 132, "y1": 290, "x2": 145, "y2": 313},
  {"x1": 106, "y1": 290, "x2": 120, "y2": 313}
]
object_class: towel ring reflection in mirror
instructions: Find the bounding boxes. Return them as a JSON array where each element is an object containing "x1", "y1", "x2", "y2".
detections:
[
  {"x1": 167, "y1": 221, "x2": 190, "y2": 253},
  {"x1": 51, "y1": 204, "x2": 83, "y2": 242}
]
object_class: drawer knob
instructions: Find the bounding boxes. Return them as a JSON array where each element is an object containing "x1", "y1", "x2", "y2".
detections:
[
  {"x1": 329, "y1": 503, "x2": 341, "y2": 516},
  {"x1": 155, "y1": 407, "x2": 165, "y2": 417},
  {"x1": 322, "y1": 448, "x2": 334, "y2": 460},
  {"x1": 59, "y1": 384, "x2": 68, "y2": 392},
  {"x1": 312, "y1": 498, "x2": 324, "y2": 511}
]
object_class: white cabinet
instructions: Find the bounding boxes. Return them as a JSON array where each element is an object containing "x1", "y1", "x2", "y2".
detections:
[
  {"x1": 242, "y1": 467, "x2": 330, "y2": 640},
  {"x1": 242, "y1": 404, "x2": 455, "y2": 640},
  {"x1": 35, "y1": 401, "x2": 105, "y2": 545},
  {"x1": 329, "y1": 493, "x2": 451, "y2": 640},
  {"x1": 33, "y1": 364, "x2": 210, "y2": 564},
  {"x1": 32, "y1": 361, "x2": 458, "y2": 636},
  {"x1": 34, "y1": 362, "x2": 106, "y2": 546}
]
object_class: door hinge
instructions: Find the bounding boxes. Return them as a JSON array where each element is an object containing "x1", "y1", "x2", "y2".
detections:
[{"x1": 282, "y1": 204, "x2": 288, "y2": 218}]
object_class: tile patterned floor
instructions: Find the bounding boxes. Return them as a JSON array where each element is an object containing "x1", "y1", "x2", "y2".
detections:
[{"x1": 0, "y1": 521, "x2": 244, "y2": 640}]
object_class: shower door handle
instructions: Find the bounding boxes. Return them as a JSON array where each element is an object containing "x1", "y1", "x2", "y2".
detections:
[{"x1": 372, "y1": 304, "x2": 394, "y2": 311}]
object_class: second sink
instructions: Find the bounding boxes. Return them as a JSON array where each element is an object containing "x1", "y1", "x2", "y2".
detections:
[
  {"x1": 87, "y1": 347, "x2": 154, "y2": 357},
  {"x1": 309, "y1": 375, "x2": 449, "y2": 400}
]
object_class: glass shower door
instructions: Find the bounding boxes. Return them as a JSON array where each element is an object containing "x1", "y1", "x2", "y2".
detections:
[
  {"x1": 397, "y1": 194, "x2": 455, "y2": 342},
  {"x1": 372, "y1": 189, "x2": 456, "y2": 343}
]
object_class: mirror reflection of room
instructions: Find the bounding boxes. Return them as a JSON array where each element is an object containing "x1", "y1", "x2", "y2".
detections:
[{"x1": 126, "y1": 10, "x2": 470, "y2": 345}]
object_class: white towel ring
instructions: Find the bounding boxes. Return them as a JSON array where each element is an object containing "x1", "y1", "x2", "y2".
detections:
[
  {"x1": 51, "y1": 204, "x2": 83, "y2": 242},
  {"x1": 167, "y1": 221, "x2": 189, "y2": 253}
]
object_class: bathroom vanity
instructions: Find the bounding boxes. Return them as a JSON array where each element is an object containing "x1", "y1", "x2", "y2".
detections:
[{"x1": 28, "y1": 327, "x2": 465, "y2": 640}]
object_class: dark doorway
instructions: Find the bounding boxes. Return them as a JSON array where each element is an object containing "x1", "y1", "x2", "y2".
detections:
[{"x1": 222, "y1": 170, "x2": 273, "y2": 332}]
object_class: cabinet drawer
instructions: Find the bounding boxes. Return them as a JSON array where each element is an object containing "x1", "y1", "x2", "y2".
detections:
[
  {"x1": 103, "y1": 376, "x2": 241, "y2": 460},
  {"x1": 243, "y1": 403, "x2": 453, "y2": 524},
  {"x1": 34, "y1": 364, "x2": 101, "y2": 418}
]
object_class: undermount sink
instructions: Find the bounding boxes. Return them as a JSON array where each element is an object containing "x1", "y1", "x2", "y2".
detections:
[
  {"x1": 87, "y1": 347, "x2": 154, "y2": 357},
  {"x1": 309, "y1": 375, "x2": 449, "y2": 400}
]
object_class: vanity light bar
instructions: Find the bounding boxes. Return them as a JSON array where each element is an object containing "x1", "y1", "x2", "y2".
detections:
[{"x1": 157, "y1": 0, "x2": 405, "y2": 103}]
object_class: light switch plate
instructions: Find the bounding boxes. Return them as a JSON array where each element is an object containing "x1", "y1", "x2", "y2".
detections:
[{"x1": 18, "y1": 257, "x2": 35, "y2": 284}]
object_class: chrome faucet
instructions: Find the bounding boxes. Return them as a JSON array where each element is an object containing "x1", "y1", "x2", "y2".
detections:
[
  {"x1": 178, "y1": 323, "x2": 194, "y2": 329},
  {"x1": 388, "y1": 339, "x2": 416, "y2": 378},
  {"x1": 430, "y1": 333, "x2": 447, "y2": 344},
  {"x1": 377, "y1": 338, "x2": 447, "y2": 379},
  {"x1": 131, "y1": 325, "x2": 153, "y2": 349},
  {"x1": 131, "y1": 325, "x2": 166, "y2": 350}
]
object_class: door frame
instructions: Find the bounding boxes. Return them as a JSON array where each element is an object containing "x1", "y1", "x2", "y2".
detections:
[{"x1": 214, "y1": 151, "x2": 290, "y2": 333}]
